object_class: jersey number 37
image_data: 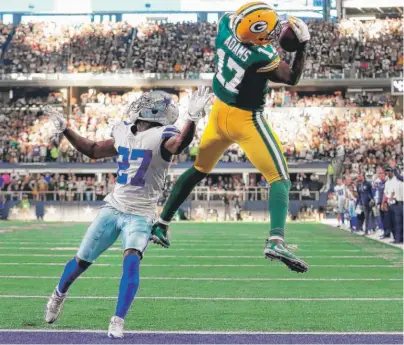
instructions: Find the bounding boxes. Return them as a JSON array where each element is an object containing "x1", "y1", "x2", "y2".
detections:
[{"x1": 117, "y1": 146, "x2": 152, "y2": 187}]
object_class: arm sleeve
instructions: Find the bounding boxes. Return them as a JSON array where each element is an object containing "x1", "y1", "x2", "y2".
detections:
[
  {"x1": 159, "y1": 126, "x2": 181, "y2": 162},
  {"x1": 161, "y1": 126, "x2": 181, "y2": 139},
  {"x1": 367, "y1": 182, "x2": 374, "y2": 200},
  {"x1": 383, "y1": 183, "x2": 390, "y2": 198},
  {"x1": 356, "y1": 184, "x2": 362, "y2": 205},
  {"x1": 393, "y1": 169, "x2": 403, "y2": 182},
  {"x1": 257, "y1": 55, "x2": 281, "y2": 73},
  {"x1": 256, "y1": 46, "x2": 281, "y2": 73}
]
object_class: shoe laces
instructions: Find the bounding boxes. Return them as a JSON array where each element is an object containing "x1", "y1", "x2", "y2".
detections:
[
  {"x1": 111, "y1": 317, "x2": 124, "y2": 328},
  {"x1": 49, "y1": 294, "x2": 64, "y2": 313},
  {"x1": 266, "y1": 239, "x2": 298, "y2": 252}
]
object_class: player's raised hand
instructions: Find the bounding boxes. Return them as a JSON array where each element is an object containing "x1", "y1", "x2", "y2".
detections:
[
  {"x1": 187, "y1": 86, "x2": 213, "y2": 122},
  {"x1": 43, "y1": 105, "x2": 67, "y2": 134},
  {"x1": 288, "y1": 16, "x2": 310, "y2": 43}
]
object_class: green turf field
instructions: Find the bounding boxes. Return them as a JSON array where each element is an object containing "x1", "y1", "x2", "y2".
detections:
[{"x1": 0, "y1": 221, "x2": 402, "y2": 332}]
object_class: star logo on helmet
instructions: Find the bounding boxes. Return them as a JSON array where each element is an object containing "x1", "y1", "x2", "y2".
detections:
[{"x1": 163, "y1": 97, "x2": 171, "y2": 105}]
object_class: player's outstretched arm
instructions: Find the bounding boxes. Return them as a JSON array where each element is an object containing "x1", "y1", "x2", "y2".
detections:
[
  {"x1": 163, "y1": 86, "x2": 212, "y2": 155},
  {"x1": 44, "y1": 105, "x2": 117, "y2": 159},
  {"x1": 63, "y1": 129, "x2": 117, "y2": 159},
  {"x1": 163, "y1": 121, "x2": 196, "y2": 155},
  {"x1": 151, "y1": 86, "x2": 212, "y2": 249},
  {"x1": 268, "y1": 17, "x2": 310, "y2": 86}
]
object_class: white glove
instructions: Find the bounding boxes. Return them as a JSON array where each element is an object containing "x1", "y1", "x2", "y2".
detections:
[
  {"x1": 187, "y1": 86, "x2": 212, "y2": 122},
  {"x1": 288, "y1": 16, "x2": 310, "y2": 43},
  {"x1": 43, "y1": 105, "x2": 67, "y2": 134}
]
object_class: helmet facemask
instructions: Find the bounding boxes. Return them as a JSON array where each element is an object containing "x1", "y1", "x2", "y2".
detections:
[{"x1": 127, "y1": 91, "x2": 179, "y2": 126}]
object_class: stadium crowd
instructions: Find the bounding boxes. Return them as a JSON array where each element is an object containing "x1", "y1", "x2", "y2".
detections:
[
  {"x1": 1, "y1": 22, "x2": 133, "y2": 73},
  {"x1": 0, "y1": 170, "x2": 323, "y2": 204},
  {"x1": 0, "y1": 172, "x2": 115, "y2": 201},
  {"x1": 0, "y1": 18, "x2": 402, "y2": 77},
  {"x1": 328, "y1": 159, "x2": 403, "y2": 244},
  {"x1": 0, "y1": 91, "x2": 401, "y2": 175}
]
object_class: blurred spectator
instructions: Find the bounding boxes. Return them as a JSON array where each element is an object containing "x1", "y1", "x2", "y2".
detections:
[{"x1": 0, "y1": 22, "x2": 14, "y2": 57}]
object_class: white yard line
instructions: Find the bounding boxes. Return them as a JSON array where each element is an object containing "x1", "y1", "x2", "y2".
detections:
[
  {"x1": 0, "y1": 241, "x2": 396, "y2": 251},
  {"x1": 0, "y1": 329, "x2": 402, "y2": 335},
  {"x1": 0, "y1": 275, "x2": 401, "y2": 281},
  {"x1": 6, "y1": 275, "x2": 404, "y2": 281},
  {"x1": 0, "y1": 262, "x2": 400, "y2": 268},
  {"x1": 0, "y1": 238, "x2": 375, "y2": 244},
  {"x1": 0, "y1": 295, "x2": 401, "y2": 301},
  {"x1": 0, "y1": 252, "x2": 397, "y2": 259},
  {"x1": 0, "y1": 244, "x2": 373, "y2": 252}
]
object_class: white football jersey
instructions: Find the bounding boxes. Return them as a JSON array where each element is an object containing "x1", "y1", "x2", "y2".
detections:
[
  {"x1": 104, "y1": 122, "x2": 180, "y2": 219},
  {"x1": 334, "y1": 185, "x2": 346, "y2": 200}
]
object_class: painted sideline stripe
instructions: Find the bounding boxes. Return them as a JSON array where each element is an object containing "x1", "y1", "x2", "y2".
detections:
[
  {"x1": 0, "y1": 262, "x2": 400, "y2": 268},
  {"x1": 0, "y1": 329, "x2": 402, "y2": 335},
  {"x1": 0, "y1": 275, "x2": 401, "y2": 282},
  {"x1": 0, "y1": 252, "x2": 396, "y2": 259},
  {"x1": 0, "y1": 295, "x2": 401, "y2": 301}
]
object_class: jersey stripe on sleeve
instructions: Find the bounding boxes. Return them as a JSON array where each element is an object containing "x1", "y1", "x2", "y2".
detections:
[
  {"x1": 162, "y1": 126, "x2": 180, "y2": 139},
  {"x1": 257, "y1": 56, "x2": 281, "y2": 73}
]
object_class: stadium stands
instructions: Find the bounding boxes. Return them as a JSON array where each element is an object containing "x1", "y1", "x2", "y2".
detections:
[
  {"x1": 1, "y1": 91, "x2": 401, "y2": 182},
  {"x1": 0, "y1": 17, "x2": 402, "y2": 227},
  {"x1": 0, "y1": 18, "x2": 402, "y2": 77}
]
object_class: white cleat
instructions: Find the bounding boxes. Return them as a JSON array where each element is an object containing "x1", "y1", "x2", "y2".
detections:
[
  {"x1": 44, "y1": 288, "x2": 67, "y2": 324},
  {"x1": 108, "y1": 316, "x2": 125, "y2": 339}
]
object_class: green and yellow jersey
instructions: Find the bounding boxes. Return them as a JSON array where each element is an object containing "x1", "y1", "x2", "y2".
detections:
[{"x1": 212, "y1": 14, "x2": 280, "y2": 111}]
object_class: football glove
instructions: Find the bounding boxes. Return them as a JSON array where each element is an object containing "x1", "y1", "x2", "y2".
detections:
[
  {"x1": 187, "y1": 86, "x2": 212, "y2": 123},
  {"x1": 288, "y1": 16, "x2": 310, "y2": 44},
  {"x1": 44, "y1": 105, "x2": 67, "y2": 134},
  {"x1": 150, "y1": 220, "x2": 171, "y2": 248}
]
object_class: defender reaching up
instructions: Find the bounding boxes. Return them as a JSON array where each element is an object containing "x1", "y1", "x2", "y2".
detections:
[{"x1": 43, "y1": 87, "x2": 211, "y2": 338}]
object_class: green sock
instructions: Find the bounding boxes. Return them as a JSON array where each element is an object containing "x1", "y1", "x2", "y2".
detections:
[
  {"x1": 161, "y1": 167, "x2": 207, "y2": 222},
  {"x1": 268, "y1": 180, "x2": 291, "y2": 241}
]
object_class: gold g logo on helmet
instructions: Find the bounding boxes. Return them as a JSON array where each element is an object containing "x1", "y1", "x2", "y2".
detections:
[
  {"x1": 232, "y1": 1, "x2": 279, "y2": 46},
  {"x1": 250, "y1": 21, "x2": 268, "y2": 33}
]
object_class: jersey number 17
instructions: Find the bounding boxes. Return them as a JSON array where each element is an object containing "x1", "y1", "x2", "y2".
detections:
[{"x1": 215, "y1": 48, "x2": 273, "y2": 94}]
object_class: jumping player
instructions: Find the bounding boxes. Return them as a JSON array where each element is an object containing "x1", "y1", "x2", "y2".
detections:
[
  {"x1": 43, "y1": 87, "x2": 211, "y2": 338},
  {"x1": 151, "y1": 2, "x2": 310, "y2": 273}
]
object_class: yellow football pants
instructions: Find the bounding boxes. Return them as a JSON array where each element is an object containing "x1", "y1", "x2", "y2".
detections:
[{"x1": 194, "y1": 99, "x2": 289, "y2": 184}]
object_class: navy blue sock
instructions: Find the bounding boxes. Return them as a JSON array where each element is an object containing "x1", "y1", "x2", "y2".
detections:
[
  {"x1": 115, "y1": 254, "x2": 140, "y2": 319},
  {"x1": 341, "y1": 213, "x2": 345, "y2": 224},
  {"x1": 58, "y1": 258, "x2": 89, "y2": 294}
]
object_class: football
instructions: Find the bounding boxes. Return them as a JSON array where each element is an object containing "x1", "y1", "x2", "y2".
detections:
[{"x1": 279, "y1": 24, "x2": 300, "y2": 52}]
